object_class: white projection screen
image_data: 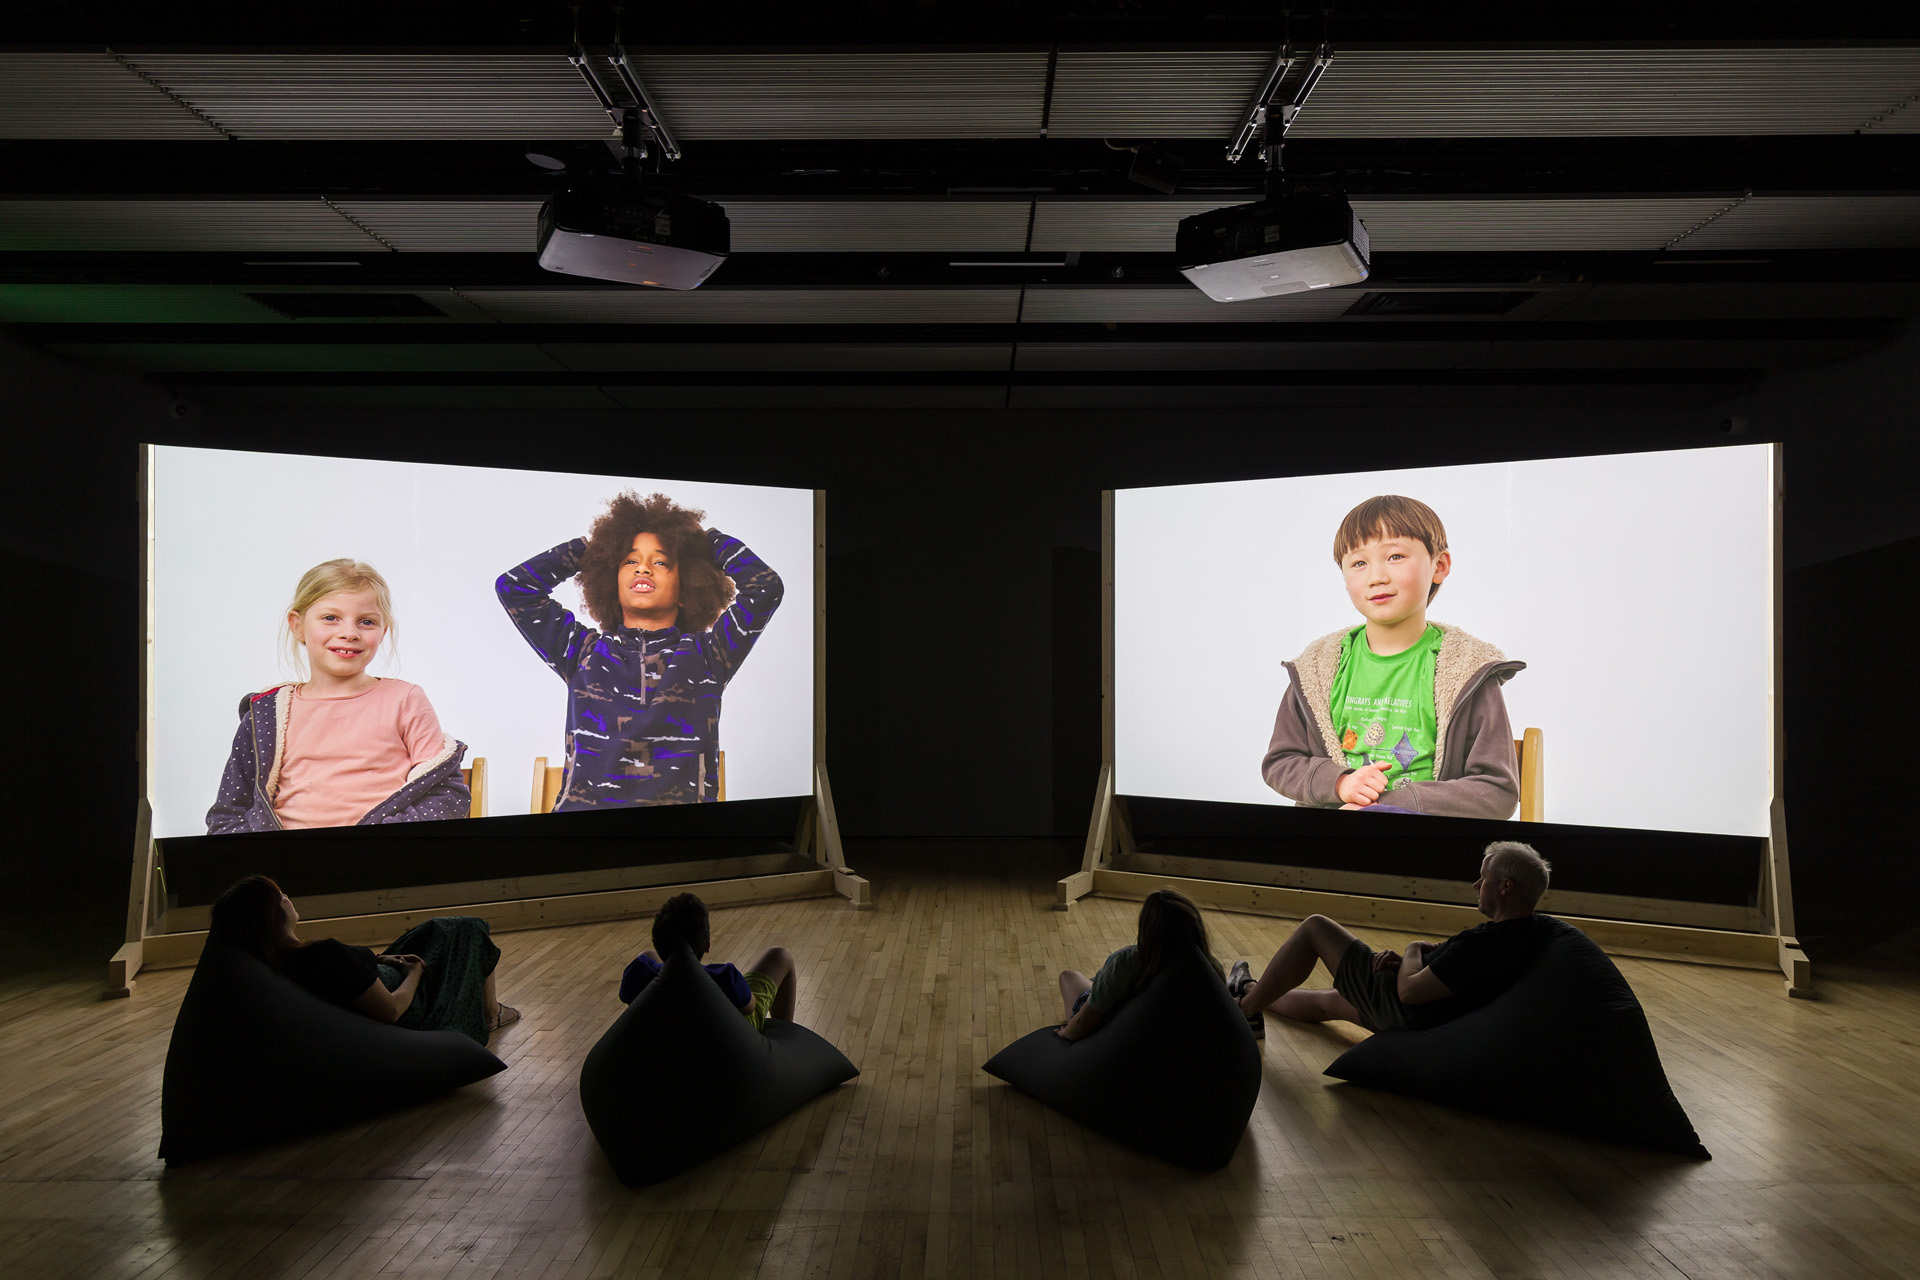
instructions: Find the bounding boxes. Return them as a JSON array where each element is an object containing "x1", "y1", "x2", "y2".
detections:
[
  {"x1": 147, "y1": 445, "x2": 815, "y2": 840},
  {"x1": 1115, "y1": 444, "x2": 1775, "y2": 838}
]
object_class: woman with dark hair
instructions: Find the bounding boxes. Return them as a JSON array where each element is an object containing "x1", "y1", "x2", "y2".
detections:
[
  {"x1": 209, "y1": 875, "x2": 518, "y2": 1043},
  {"x1": 496, "y1": 491, "x2": 784, "y2": 809},
  {"x1": 1054, "y1": 889, "x2": 1227, "y2": 1042}
]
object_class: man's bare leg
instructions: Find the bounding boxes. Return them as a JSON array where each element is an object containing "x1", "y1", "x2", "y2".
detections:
[
  {"x1": 1238, "y1": 915, "x2": 1362, "y2": 1019},
  {"x1": 1058, "y1": 969, "x2": 1093, "y2": 1021},
  {"x1": 746, "y1": 946, "x2": 798, "y2": 1022},
  {"x1": 1270, "y1": 986, "x2": 1365, "y2": 1023}
]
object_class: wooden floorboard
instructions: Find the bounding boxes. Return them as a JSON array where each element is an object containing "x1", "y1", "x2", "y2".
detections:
[{"x1": 3, "y1": 853, "x2": 1919, "y2": 1279}]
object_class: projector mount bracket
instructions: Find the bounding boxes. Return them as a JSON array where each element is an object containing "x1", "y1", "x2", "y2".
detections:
[
  {"x1": 566, "y1": 3, "x2": 683, "y2": 166},
  {"x1": 1226, "y1": 6, "x2": 1334, "y2": 192}
]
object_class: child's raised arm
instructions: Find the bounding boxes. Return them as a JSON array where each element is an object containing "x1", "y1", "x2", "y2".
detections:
[
  {"x1": 497, "y1": 539, "x2": 595, "y2": 681},
  {"x1": 692, "y1": 529, "x2": 784, "y2": 682}
]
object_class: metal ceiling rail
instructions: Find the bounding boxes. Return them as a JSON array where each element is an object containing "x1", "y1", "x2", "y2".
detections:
[
  {"x1": 1031, "y1": 197, "x2": 1742, "y2": 253},
  {"x1": 457, "y1": 288, "x2": 1024, "y2": 324},
  {"x1": 1286, "y1": 48, "x2": 1920, "y2": 137},
  {"x1": 1019, "y1": 287, "x2": 1358, "y2": 323},
  {"x1": 7, "y1": 195, "x2": 1920, "y2": 256}
]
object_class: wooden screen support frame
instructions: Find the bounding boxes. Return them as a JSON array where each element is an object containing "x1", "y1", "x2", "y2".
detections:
[
  {"x1": 109, "y1": 474, "x2": 866, "y2": 995},
  {"x1": 1059, "y1": 467, "x2": 1812, "y2": 996}
]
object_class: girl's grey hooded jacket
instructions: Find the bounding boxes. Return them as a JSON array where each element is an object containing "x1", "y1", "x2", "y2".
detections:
[{"x1": 205, "y1": 684, "x2": 471, "y2": 834}]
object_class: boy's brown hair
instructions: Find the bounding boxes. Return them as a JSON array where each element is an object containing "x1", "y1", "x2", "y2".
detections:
[{"x1": 1333, "y1": 495, "x2": 1449, "y2": 602}]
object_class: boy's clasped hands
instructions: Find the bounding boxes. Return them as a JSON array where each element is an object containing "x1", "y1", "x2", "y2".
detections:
[{"x1": 1336, "y1": 759, "x2": 1395, "y2": 809}]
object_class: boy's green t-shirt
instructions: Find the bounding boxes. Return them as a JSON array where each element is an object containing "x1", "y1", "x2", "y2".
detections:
[{"x1": 1328, "y1": 623, "x2": 1443, "y2": 791}]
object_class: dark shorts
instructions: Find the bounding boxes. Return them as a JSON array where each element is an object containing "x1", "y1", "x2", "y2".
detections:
[{"x1": 1332, "y1": 938, "x2": 1415, "y2": 1033}]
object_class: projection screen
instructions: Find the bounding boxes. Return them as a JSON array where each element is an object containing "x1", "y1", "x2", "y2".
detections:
[
  {"x1": 148, "y1": 445, "x2": 814, "y2": 840},
  {"x1": 1114, "y1": 444, "x2": 1775, "y2": 838}
]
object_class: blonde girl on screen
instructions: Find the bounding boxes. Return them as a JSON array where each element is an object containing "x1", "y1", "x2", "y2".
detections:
[{"x1": 205, "y1": 559, "x2": 471, "y2": 834}]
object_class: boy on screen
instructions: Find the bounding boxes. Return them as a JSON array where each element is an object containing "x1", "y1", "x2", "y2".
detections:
[
  {"x1": 497, "y1": 490, "x2": 782, "y2": 809},
  {"x1": 1261, "y1": 495, "x2": 1524, "y2": 819}
]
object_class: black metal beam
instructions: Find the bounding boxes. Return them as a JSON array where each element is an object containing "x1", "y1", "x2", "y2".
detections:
[
  {"x1": 4, "y1": 250, "x2": 1917, "y2": 289},
  {"x1": 7, "y1": 1, "x2": 1917, "y2": 48},
  {"x1": 14, "y1": 318, "x2": 1899, "y2": 345},
  {"x1": 127, "y1": 368, "x2": 1771, "y2": 390},
  {"x1": 3, "y1": 137, "x2": 1917, "y2": 199}
]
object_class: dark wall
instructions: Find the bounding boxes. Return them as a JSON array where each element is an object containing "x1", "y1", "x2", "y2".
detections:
[{"x1": 2, "y1": 331, "x2": 1916, "y2": 959}]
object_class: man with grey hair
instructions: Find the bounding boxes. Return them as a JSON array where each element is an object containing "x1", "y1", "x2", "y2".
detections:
[{"x1": 1227, "y1": 841, "x2": 1554, "y2": 1039}]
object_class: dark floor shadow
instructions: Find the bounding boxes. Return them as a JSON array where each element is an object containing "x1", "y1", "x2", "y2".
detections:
[
  {"x1": 569, "y1": 1074, "x2": 850, "y2": 1215},
  {"x1": 1315, "y1": 1078, "x2": 1704, "y2": 1220},
  {"x1": 982, "y1": 1063, "x2": 1273, "y2": 1262}
]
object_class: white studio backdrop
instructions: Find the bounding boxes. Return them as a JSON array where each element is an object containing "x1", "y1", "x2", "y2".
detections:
[
  {"x1": 149, "y1": 445, "x2": 816, "y2": 840},
  {"x1": 1115, "y1": 444, "x2": 1774, "y2": 838}
]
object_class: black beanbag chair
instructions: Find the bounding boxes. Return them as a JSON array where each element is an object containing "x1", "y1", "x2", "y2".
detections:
[
  {"x1": 1324, "y1": 915, "x2": 1709, "y2": 1157},
  {"x1": 159, "y1": 937, "x2": 507, "y2": 1164},
  {"x1": 578, "y1": 945, "x2": 859, "y2": 1186},
  {"x1": 982, "y1": 945, "x2": 1260, "y2": 1170}
]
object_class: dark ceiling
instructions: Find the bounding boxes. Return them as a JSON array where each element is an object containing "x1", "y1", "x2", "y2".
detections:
[{"x1": 4, "y1": 1, "x2": 1919, "y2": 409}]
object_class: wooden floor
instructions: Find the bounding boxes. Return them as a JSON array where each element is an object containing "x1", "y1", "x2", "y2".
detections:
[{"x1": 5, "y1": 850, "x2": 1920, "y2": 1280}]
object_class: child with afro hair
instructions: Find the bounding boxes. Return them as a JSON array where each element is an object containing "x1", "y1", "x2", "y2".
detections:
[{"x1": 497, "y1": 491, "x2": 783, "y2": 808}]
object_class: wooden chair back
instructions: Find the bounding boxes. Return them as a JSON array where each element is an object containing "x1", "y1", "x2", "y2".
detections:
[
  {"x1": 528, "y1": 751, "x2": 726, "y2": 813},
  {"x1": 459, "y1": 757, "x2": 487, "y2": 819},
  {"x1": 1513, "y1": 728, "x2": 1543, "y2": 822}
]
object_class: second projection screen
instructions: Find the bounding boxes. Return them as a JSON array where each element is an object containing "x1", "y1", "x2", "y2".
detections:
[{"x1": 1114, "y1": 444, "x2": 1773, "y2": 838}]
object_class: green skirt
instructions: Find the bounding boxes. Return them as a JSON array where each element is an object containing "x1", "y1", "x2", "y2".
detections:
[{"x1": 376, "y1": 916, "x2": 501, "y2": 1045}]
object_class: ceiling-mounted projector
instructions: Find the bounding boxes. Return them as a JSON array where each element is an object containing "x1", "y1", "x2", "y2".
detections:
[
  {"x1": 537, "y1": 181, "x2": 730, "y2": 290},
  {"x1": 1176, "y1": 191, "x2": 1368, "y2": 303}
]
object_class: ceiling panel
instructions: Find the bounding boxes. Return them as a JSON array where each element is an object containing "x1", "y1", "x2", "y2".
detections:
[
  {"x1": 1352, "y1": 197, "x2": 1737, "y2": 251},
  {"x1": 725, "y1": 200, "x2": 1033, "y2": 252},
  {"x1": 0, "y1": 199, "x2": 378, "y2": 251},
  {"x1": 1289, "y1": 47, "x2": 1920, "y2": 137},
  {"x1": 1030, "y1": 200, "x2": 1229, "y2": 252},
  {"x1": 1019, "y1": 287, "x2": 1358, "y2": 323},
  {"x1": 122, "y1": 54, "x2": 612, "y2": 139},
  {"x1": 459, "y1": 288, "x2": 1022, "y2": 324},
  {"x1": 338, "y1": 200, "x2": 545, "y2": 252},
  {"x1": 0, "y1": 52, "x2": 224, "y2": 139},
  {"x1": 1863, "y1": 93, "x2": 1920, "y2": 132},
  {"x1": 1045, "y1": 49, "x2": 1273, "y2": 138},
  {"x1": 630, "y1": 52, "x2": 1048, "y2": 139},
  {"x1": 1671, "y1": 195, "x2": 1920, "y2": 248}
]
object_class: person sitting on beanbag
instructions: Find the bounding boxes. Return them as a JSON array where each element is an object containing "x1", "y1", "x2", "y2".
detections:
[
  {"x1": 1227, "y1": 840, "x2": 1553, "y2": 1036},
  {"x1": 211, "y1": 874, "x2": 519, "y2": 1044},
  {"x1": 619, "y1": 892, "x2": 797, "y2": 1030},
  {"x1": 1054, "y1": 889, "x2": 1228, "y2": 1042}
]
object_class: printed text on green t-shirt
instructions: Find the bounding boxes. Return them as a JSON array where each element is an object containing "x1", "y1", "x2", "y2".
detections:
[{"x1": 1327, "y1": 624, "x2": 1443, "y2": 789}]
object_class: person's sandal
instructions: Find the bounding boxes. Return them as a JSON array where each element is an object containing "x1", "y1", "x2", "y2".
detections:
[{"x1": 488, "y1": 1004, "x2": 521, "y2": 1034}]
